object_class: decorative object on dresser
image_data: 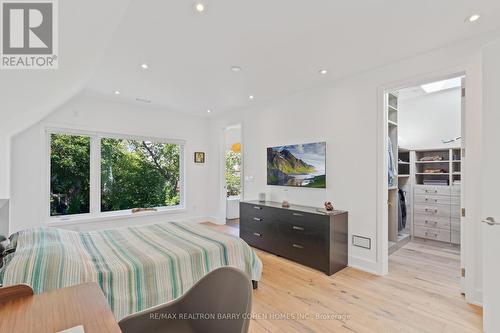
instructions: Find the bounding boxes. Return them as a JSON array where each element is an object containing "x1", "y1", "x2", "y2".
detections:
[
  {"x1": 258, "y1": 193, "x2": 266, "y2": 202},
  {"x1": 324, "y1": 201, "x2": 334, "y2": 211},
  {"x1": 240, "y1": 200, "x2": 348, "y2": 275}
]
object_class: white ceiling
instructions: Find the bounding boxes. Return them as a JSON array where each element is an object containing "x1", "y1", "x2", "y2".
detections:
[
  {"x1": 2, "y1": 0, "x2": 500, "y2": 135},
  {"x1": 86, "y1": 0, "x2": 500, "y2": 116}
]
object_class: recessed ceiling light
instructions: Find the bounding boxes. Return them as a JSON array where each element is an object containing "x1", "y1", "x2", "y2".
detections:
[
  {"x1": 231, "y1": 66, "x2": 242, "y2": 72},
  {"x1": 249, "y1": 95, "x2": 255, "y2": 100},
  {"x1": 319, "y1": 69, "x2": 328, "y2": 75},
  {"x1": 136, "y1": 97, "x2": 151, "y2": 103},
  {"x1": 206, "y1": 109, "x2": 211, "y2": 113},
  {"x1": 195, "y1": 3, "x2": 205, "y2": 12},
  {"x1": 141, "y1": 63, "x2": 149, "y2": 69},
  {"x1": 466, "y1": 14, "x2": 481, "y2": 23},
  {"x1": 114, "y1": 90, "x2": 120, "y2": 95}
]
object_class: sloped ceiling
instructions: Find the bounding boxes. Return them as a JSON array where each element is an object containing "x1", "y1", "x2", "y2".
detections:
[{"x1": 0, "y1": 0, "x2": 131, "y2": 136}]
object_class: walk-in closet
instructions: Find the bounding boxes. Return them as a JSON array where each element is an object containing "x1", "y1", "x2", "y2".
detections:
[{"x1": 386, "y1": 76, "x2": 464, "y2": 257}]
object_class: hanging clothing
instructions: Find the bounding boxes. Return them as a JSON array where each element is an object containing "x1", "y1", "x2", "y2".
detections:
[
  {"x1": 398, "y1": 189, "x2": 407, "y2": 231},
  {"x1": 388, "y1": 137, "x2": 396, "y2": 187}
]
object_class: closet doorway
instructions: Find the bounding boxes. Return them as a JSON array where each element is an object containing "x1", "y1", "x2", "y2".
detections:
[{"x1": 384, "y1": 75, "x2": 466, "y2": 293}]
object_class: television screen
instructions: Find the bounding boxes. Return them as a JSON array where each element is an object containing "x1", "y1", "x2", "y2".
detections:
[{"x1": 267, "y1": 142, "x2": 326, "y2": 188}]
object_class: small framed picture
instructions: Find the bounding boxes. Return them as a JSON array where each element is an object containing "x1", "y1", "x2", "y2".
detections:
[{"x1": 194, "y1": 152, "x2": 205, "y2": 163}]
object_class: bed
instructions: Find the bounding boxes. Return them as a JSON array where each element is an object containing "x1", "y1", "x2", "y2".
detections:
[{"x1": 0, "y1": 222, "x2": 262, "y2": 320}]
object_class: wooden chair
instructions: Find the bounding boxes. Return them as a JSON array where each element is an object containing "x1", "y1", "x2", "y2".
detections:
[
  {"x1": 0, "y1": 284, "x2": 34, "y2": 304},
  {"x1": 119, "y1": 267, "x2": 253, "y2": 333}
]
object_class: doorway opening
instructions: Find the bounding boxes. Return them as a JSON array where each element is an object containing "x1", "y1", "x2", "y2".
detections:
[
  {"x1": 384, "y1": 75, "x2": 466, "y2": 293},
  {"x1": 223, "y1": 124, "x2": 242, "y2": 225}
]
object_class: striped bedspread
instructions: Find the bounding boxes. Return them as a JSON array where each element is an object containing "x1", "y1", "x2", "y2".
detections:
[{"x1": 0, "y1": 222, "x2": 262, "y2": 320}]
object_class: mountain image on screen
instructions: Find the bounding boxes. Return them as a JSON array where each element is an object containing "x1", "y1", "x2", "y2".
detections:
[{"x1": 267, "y1": 142, "x2": 326, "y2": 188}]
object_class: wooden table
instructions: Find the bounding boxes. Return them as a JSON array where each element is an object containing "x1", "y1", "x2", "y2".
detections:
[{"x1": 0, "y1": 283, "x2": 122, "y2": 333}]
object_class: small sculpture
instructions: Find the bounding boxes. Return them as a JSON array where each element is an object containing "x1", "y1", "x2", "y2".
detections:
[
  {"x1": 282, "y1": 200, "x2": 290, "y2": 208},
  {"x1": 324, "y1": 201, "x2": 334, "y2": 211}
]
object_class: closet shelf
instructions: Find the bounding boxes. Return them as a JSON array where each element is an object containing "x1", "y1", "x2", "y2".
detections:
[
  {"x1": 398, "y1": 175, "x2": 410, "y2": 178},
  {"x1": 415, "y1": 173, "x2": 450, "y2": 175},
  {"x1": 415, "y1": 160, "x2": 450, "y2": 163},
  {"x1": 388, "y1": 120, "x2": 398, "y2": 127},
  {"x1": 398, "y1": 161, "x2": 410, "y2": 165}
]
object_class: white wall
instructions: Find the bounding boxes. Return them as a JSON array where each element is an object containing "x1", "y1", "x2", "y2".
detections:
[
  {"x1": 9, "y1": 93, "x2": 212, "y2": 233},
  {"x1": 208, "y1": 36, "x2": 485, "y2": 305},
  {"x1": 0, "y1": 136, "x2": 9, "y2": 198},
  {"x1": 399, "y1": 88, "x2": 462, "y2": 149}
]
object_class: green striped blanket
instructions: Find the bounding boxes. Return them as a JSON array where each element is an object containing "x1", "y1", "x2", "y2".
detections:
[{"x1": 0, "y1": 222, "x2": 262, "y2": 320}]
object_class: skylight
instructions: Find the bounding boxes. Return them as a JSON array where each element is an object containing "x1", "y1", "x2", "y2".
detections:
[{"x1": 421, "y1": 77, "x2": 462, "y2": 94}]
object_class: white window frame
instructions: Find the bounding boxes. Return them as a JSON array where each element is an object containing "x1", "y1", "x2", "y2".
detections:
[{"x1": 45, "y1": 127, "x2": 186, "y2": 223}]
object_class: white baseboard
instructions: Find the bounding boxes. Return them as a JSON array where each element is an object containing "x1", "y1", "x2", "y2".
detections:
[
  {"x1": 348, "y1": 256, "x2": 383, "y2": 275},
  {"x1": 203, "y1": 216, "x2": 226, "y2": 225}
]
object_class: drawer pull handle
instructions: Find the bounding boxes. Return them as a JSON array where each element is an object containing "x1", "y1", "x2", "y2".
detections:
[
  {"x1": 425, "y1": 208, "x2": 438, "y2": 213},
  {"x1": 292, "y1": 213, "x2": 303, "y2": 217},
  {"x1": 253, "y1": 206, "x2": 262, "y2": 210},
  {"x1": 253, "y1": 217, "x2": 262, "y2": 221},
  {"x1": 253, "y1": 232, "x2": 262, "y2": 237},
  {"x1": 292, "y1": 244, "x2": 304, "y2": 249},
  {"x1": 425, "y1": 232, "x2": 438, "y2": 238},
  {"x1": 292, "y1": 226, "x2": 304, "y2": 231}
]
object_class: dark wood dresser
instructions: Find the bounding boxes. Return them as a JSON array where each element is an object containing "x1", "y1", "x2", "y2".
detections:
[{"x1": 240, "y1": 200, "x2": 348, "y2": 275}]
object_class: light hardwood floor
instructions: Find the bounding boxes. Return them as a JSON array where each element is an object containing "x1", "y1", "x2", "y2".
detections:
[{"x1": 204, "y1": 222, "x2": 482, "y2": 333}]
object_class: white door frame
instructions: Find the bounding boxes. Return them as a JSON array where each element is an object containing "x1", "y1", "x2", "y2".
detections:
[
  {"x1": 376, "y1": 68, "x2": 475, "y2": 300},
  {"x1": 219, "y1": 123, "x2": 244, "y2": 222}
]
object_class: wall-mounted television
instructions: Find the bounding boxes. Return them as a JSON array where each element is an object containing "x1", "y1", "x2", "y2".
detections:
[{"x1": 267, "y1": 142, "x2": 326, "y2": 188}]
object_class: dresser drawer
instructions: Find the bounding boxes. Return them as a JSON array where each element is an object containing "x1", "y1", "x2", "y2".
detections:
[
  {"x1": 275, "y1": 209, "x2": 327, "y2": 227},
  {"x1": 414, "y1": 215, "x2": 450, "y2": 230},
  {"x1": 277, "y1": 238, "x2": 327, "y2": 271},
  {"x1": 240, "y1": 228, "x2": 276, "y2": 252},
  {"x1": 414, "y1": 204, "x2": 450, "y2": 218},
  {"x1": 240, "y1": 203, "x2": 270, "y2": 219},
  {"x1": 414, "y1": 186, "x2": 450, "y2": 196},
  {"x1": 414, "y1": 226, "x2": 451, "y2": 242},
  {"x1": 451, "y1": 230, "x2": 460, "y2": 244},
  {"x1": 414, "y1": 195, "x2": 451, "y2": 205},
  {"x1": 240, "y1": 216, "x2": 277, "y2": 235},
  {"x1": 278, "y1": 222, "x2": 327, "y2": 248}
]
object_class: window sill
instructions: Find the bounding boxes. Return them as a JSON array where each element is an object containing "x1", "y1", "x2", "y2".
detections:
[{"x1": 45, "y1": 206, "x2": 187, "y2": 227}]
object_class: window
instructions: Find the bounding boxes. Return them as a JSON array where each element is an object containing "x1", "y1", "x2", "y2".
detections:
[
  {"x1": 50, "y1": 134, "x2": 91, "y2": 216},
  {"x1": 101, "y1": 138, "x2": 180, "y2": 212},
  {"x1": 48, "y1": 130, "x2": 184, "y2": 219}
]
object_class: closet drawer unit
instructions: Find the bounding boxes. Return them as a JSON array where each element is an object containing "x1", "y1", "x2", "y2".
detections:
[
  {"x1": 414, "y1": 215, "x2": 450, "y2": 230},
  {"x1": 451, "y1": 205, "x2": 461, "y2": 218},
  {"x1": 414, "y1": 186, "x2": 450, "y2": 197},
  {"x1": 414, "y1": 195, "x2": 450, "y2": 205},
  {"x1": 414, "y1": 226, "x2": 451, "y2": 242},
  {"x1": 451, "y1": 230, "x2": 460, "y2": 244},
  {"x1": 414, "y1": 204, "x2": 451, "y2": 218}
]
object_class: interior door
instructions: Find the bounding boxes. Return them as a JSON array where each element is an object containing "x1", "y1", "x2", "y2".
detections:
[{"x1": 481, "y1": 40, "x2": 500, "y2": 333}]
